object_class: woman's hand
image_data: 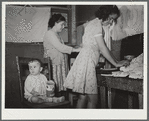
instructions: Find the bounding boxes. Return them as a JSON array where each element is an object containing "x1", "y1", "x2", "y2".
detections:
[
  {"x1": 72, "y1": 47, "x2": 82, "y2": 53},
  {"x1": 115, "y1": 60, "x2": 130, "y2": 68}
]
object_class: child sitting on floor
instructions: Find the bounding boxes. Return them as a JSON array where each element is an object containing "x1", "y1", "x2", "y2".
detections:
[{"x1": 24, "y1": 59, "x2": 65, "y2": 103}]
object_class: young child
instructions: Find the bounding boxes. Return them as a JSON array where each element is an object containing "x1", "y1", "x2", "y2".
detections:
[{"x1": 24, "y1": 59, "x2": 65, "y2": 103}]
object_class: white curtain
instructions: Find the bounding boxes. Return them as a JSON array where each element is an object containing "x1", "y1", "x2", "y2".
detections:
[
  {"x1": 6, "y1": 6, "x2": 51, "y2": 42},
  {"x1": 110, "y1": 5, "x2": 144, "y2": 40}
]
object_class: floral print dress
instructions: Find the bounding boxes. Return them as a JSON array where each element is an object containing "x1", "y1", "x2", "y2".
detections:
[{"x1": 64, "y1": 18, "x2": 103, "y2": 94}]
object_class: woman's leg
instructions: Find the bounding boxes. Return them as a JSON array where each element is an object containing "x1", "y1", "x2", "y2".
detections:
[
  {"x1": 76, "y1": 94, "x2": 87, "y2": 108},
  {"x1": 87, "y1": 94, "x2": 98, "y2": 109}
]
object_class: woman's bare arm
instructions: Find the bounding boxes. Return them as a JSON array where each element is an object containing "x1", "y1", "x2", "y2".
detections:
[{"x1": 95, "y1": 35, "x2": 129, "y2": 67}]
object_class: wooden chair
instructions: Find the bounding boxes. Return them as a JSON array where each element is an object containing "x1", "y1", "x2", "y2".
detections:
[{"x1": 16, "y1": 56, "x2": 70, "y2": 108}]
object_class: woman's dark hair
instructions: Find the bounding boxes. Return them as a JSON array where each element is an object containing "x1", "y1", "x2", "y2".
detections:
[
  {"x1": 95, "y1": 5, "x2": 120, "y2": 21},
  {"x1": 48, "y1": 14, "x2": 66, "y2": 28}
]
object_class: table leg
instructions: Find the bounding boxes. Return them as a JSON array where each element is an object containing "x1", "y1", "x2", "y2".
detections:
[
  {"x1": 112, "y1": 89, "x2": 115, "y2": 107},
  {"x1": 100, "y1": 86, "x2": 106, "y2": 108},
  {"x1": 138, "y1": 94, "x2": 143, "y2": 109},
  {"x1": 108, "y1": 87, "x2": 112, "y2": 109},
  {"x1": 68, "y1": 92, "x2": 75, "y2": 107},
  {"x1": 128, "y1": 94, "x2": 133, "y2": 109}
]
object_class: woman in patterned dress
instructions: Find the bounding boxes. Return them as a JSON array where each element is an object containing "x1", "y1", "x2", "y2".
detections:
[
  {"x1": 43, "y1": 14, "x2": 81, "y2": 95},
  {"x1": 64, "y1": 5, "x2": 130, "y2": 108}
]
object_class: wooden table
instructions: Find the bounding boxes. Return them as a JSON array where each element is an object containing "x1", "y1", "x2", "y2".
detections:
[{"x1": 97, "y1": 75, "x2": 143, "y2": 109}]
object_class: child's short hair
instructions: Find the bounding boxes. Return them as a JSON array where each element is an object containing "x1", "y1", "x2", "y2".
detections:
[{"x1": 28, "y1": 58, "x2": 43, "y2": 67}]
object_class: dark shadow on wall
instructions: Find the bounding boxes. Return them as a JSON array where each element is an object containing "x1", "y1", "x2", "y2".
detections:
[{"x1": 120, "y1": 33, "x2": 144, "y2": 60}]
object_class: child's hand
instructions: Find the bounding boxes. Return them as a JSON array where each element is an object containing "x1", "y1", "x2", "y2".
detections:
[
  {"x1": 32, "y1": 91, "x2": 40, "y2": 96},
  {"x1": 31, "y1": 88, "x2": 40, "y2": 96}
]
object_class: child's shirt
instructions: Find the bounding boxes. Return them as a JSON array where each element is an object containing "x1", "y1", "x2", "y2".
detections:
[{"x1": 24, "y1": 73, "x2": 47, "y2": 100}]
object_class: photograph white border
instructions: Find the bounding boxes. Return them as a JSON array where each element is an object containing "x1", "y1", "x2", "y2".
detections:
[{"x1": 2, "y1": 1, "x2": 148, "y2": 120}]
